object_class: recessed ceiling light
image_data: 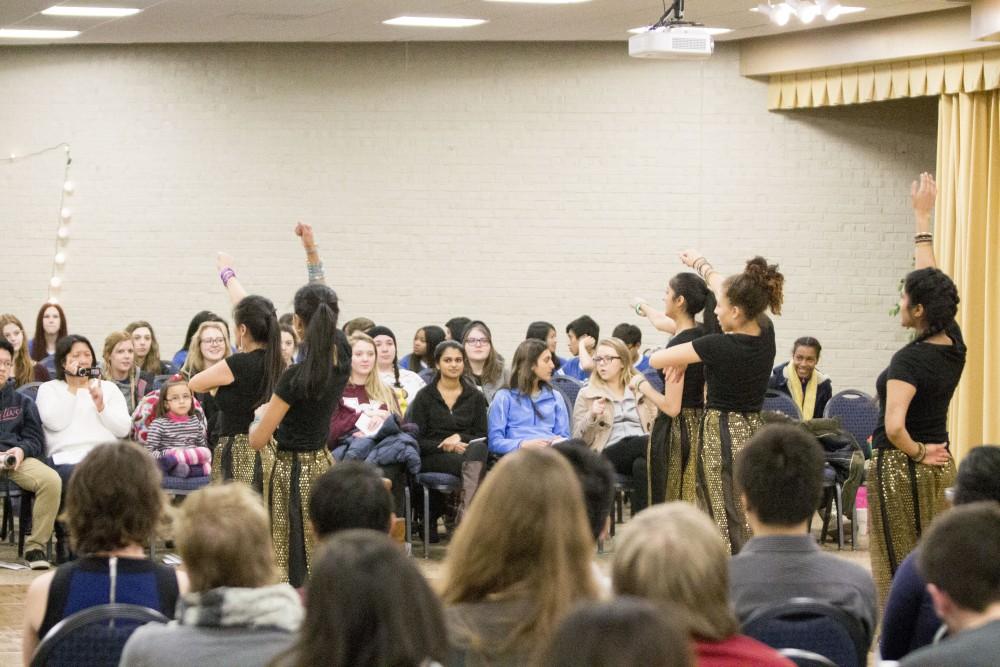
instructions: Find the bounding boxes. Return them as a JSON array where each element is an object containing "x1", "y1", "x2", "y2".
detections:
[
  {"x1": 0, "y1": 28, "x2": 81, "y2": 39},
  {"x1": 628, "y1": 25, "x2": 732, "y2": 35},
  {"x1": 42, "y1": 6, "x2": 142, "y2": 17},
  {"x1": 383, "y1": 16, "x2": 487, "y2": 28}
]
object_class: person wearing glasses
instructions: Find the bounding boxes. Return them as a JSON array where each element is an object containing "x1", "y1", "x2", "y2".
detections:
[
  {"x1": 462, "y1": 321, "x2": 509, "y2": 404},
  {"x1": 571, "y1": 338, "x2": 659, "y2": 513}
]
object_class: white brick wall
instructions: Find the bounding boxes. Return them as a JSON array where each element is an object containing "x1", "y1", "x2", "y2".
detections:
[{"x1": 0, "y1": 42, "x2": 936, "y2": 393}]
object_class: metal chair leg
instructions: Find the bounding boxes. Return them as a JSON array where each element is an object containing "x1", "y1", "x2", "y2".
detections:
[
  {"x1": 835, "y1": 482, "x2": 844, "y2": 550},
  {"x1": 423, "y1": 485, "x2": 430, "y2": 559},
  {"x1": 404, "y1": 485, "x2": 412, "y2": 548}
]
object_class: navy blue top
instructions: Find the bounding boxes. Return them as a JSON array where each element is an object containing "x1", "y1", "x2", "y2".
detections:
[
  {"x1": 880, "y1": 548, "x2": 941, "y2": 660},
  {"x1": 39, "y1": 556, "x2": 179, "y2": 639}
]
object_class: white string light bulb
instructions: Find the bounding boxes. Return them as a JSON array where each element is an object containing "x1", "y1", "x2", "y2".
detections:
[
  {"x1": 50, "y1": 276, "x2": 62, "y2": 288},
  {"x1": 57, "y1": 226, "x2": 70, "y2": 239},
  {"x1": 54, "y1": 252, "x2": 66, "y2": 265},
  {"x1": 63, "y1": 181, "x2": 74, "y2": 194},
  {"x1": 60, "y1": 207, "x2": 72, "y2": 220}
]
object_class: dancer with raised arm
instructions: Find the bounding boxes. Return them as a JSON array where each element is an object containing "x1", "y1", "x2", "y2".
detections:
[
  {"x1": 868, "y1": 173, "x2": 965, "y2": 606},
  {"x1": 650, "y1": 253, "x2": 782, "y2": 555}
]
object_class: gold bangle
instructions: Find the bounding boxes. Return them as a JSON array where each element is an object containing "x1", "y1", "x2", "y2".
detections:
[{"x1": 910, "y1": 442, "x2": 927, "y2": 463}]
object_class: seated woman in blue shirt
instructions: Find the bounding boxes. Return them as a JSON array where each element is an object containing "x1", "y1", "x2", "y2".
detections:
[{"x1": 488, "y1": 339, "x2": 570, "y2": 455}]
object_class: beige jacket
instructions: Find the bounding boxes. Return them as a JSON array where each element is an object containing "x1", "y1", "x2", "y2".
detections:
[{"x1": 572, "y1": 381, "x2": 658, "y2": 453}]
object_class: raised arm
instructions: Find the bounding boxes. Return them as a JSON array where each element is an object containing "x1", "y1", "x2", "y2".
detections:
[
  {"x1": 911, "y1": 173, "x2": 938, "y2": 271},
  {"x1": 216, "y1": 252, "x2": 249, "y2": 305},
  {"x1": 679, "y1": 250, "x2": 724, "y2": 297},
  {"x1": 649, "y1": 341, "x2": 702, "y2": 371},
  {"x1": 632, "y1": 298, "x2": 677, "y2": 334},
  {"x1": 296, "y1": 222, "x2": 326, "y2": 285}
]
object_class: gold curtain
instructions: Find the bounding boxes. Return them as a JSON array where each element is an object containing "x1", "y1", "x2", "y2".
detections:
[
  {"x1": 768, "y1": 49, "x2": 1000, "y2": 110},
  {"x1": 935, "y1": 90, "x2": 1000, "y2": 457}
]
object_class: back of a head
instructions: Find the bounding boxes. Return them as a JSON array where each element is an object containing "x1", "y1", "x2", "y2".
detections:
[
  {"x1": 553, "y1": 440, "x2": 615, "y2": 542},
  {"x1": 612, "y1": 503, "x2": 737, "y2": 642},
  {"x1": 566, "y1": 315, "x2": 599, "y2": 341},
  {"x1": 918, "y1": 502, "x2": 1000, "y2": 613},
  {"x1": 446, "y1": 317, "x2": 471, "y2": 341},
  {"x1": 67, "y1": 441, "x2": 164, "y2": 555},
  {"x1": 176, "y1": 483, "x2": 276, "y2": 592},
  {"x1": 953, "y1": 445, "x2": 1000, "y2": 505},
  {"x1": 525, "y1": 321, "x2": 554, "y2": 342},
  {"x1": 342, "y1": 317, "x2": 374, "y2": 337},
  {"x1": 736, "y1": 424, "x2": 824, "y2": 526},
  {"x1": 610, "y1": 323, "x2": 641, "y2": 348},
  {"x1": 724, "y1": 256, "x2": 784, "y2": 320},
  {"x1": 537, "y1": 598, "x2": 693, "y2": 667},
  {"x1": 442, "y1": 448, "x2": 596, "y2": 638},
  {"x1": 309, "y1": 462, "x2": 393, "y2": 539},
  {"x1": 291, "y1": 530, "x2": 446, "y2": 667}
]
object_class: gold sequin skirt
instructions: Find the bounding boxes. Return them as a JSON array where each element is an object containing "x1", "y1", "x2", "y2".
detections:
[
  {"x1": 867, "y1": 448, "x2": 955, "y2": 607},
  {"x1": 648, "y1": 408, "x2": 703, "y2": 505},
  {"x1": 264, "y1": 447, "x2": 333, "y2": 587},
  {"x1": 212, "y1": 433, "x2": 269, "y2": 494},
  {"x1": 697, "y1": 409, "x2": 763, "y2": 555}
]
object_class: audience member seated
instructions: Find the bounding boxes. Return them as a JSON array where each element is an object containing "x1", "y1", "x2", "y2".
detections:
[
  {"x1": 899, "y1": 503, "x2": 1000, "y2": 667},
  {"x1": 144, "y1": 377, "x2": 211, "y2": 478},
  {"x1": 29, "y1": 303, "x2": 67, "y2": 377},
  {"x1": 273, "y1": 530, "x2": 447, "y2": 667},
  {"x1": 552, "y1": 439, "x2": 616, "y2": 596},
  {"x1": 22, "y1": 441, "x2": 188, "y2": 662},
  {"x1": 0, "y1": 314, "x2": 50, "y2": 386},
  {"x1": 536, "y1": 598, "x2": 693, "y2": 667},
  {"x1": 525, "y1": 320, "x2": 564, "y2": 371},
  {"x1": 556, "y1": 315, "x2": 599, "y2": 381},
  {"x1": 279, "y1": 324, "x2": 299, "y2": 368},
  {"x1": 341, "y1": 316, "x2": 374, "y2": 337},
  {"x1": 768, "y1": 336, "x2": 832, "y2": 420},
  {"x1": 612, "y1": 322, "x2": 651, "y2": 372},
  {"x1": 612, "y1": 503, "x2": 794, "y2": 667},
  {"x1": 445, "y1": 316, "x2": 471, "y2": 342},
  {"x1": 180, "y1": 321, "x2": 232, "y2": 442},
  {"x1": 119, "y1": 483, "x2": 302, "y2": 667},
  {"x1": 487, "y1": 339, "x2": 569, "y2": 456},
  {"x1": 882, "y1": 445, "x2": 1000, "y2": 661},
  {"x1": 729, "y1": 424, "x2": 877, "y2": 647},
  {"x1": 401, "y1": 325, "x2": 446, "y2": 373},
  {"x1": 126, "y1": 320, "x2": 179, "y2": 376},
  {"x1": 102, "y1": 331, "x2": 155, "y2": 413},
  {"x1": 405, "y1": 340, "x2": 489, "y2": 542},
  {"x1": 327, "y1": 333, "x2": 410, "y2": 511},
  {"x1": 368, "y1": 325, "x2": 425, "y2": 414},
  {"x1": 572, "y1": 337, "x2": 657, "y2": 512},
  {"x1": 171, "y1": 310, "x2": 228, "y2": 370},
  {"x1": 309, "y1": 461, "x2": 394, "y2": 538},
  {"x1": 36, "y1": 335, "x2": 131, "y2": 492},
  {"x1": 462, "y1": 321, "x2": 510, "y2": 403},
  {"x1": 0, "y1": 339, "x2": 60, "y2": 570},
  {"x1": 441, "y1": 448, "x2": 597, "y2": 666}
]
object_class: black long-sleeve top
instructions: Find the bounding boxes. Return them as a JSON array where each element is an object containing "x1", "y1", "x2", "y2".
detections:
[{"x1": 406, "y1": 381, "x2": 489, "y2": 456}]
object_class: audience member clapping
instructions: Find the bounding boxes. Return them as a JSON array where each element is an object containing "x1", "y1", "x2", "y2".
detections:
[
  {"x1": 440, "y1": 448, "x2": 597, "y2": 665},
  {"x1": 612, "y1": 503, "x2": 794, "y2": 667},
  {"x1": 120, "y1": 483, "x2": 302, "y2": 667}
]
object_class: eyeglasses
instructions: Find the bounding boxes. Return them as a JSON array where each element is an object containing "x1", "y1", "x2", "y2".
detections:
[
  {"x1": 465, "y1": 338, "x2": 489, "y2": 346},
  {"x1": 201, "y1": 338, "x2": 226, "y2": 346},
  {"x1": 0, "y1": 361, "x2": 12, "y2": 370},
  {"x1": 592, "y1": 356, "x2": 622, "y2": 365},
  {"x1": 166, "y1": 394, "x2": 192, "y2": 403}
]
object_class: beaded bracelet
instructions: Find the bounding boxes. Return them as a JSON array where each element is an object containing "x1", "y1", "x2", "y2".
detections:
[{"x1": 220, "y1": 267, "x2": 236, "y2": 287}]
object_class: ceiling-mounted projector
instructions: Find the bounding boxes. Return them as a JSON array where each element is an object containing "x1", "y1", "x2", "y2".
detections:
[
  {"x1": 628, "y1": 0, "x2": 715, "y2": 60},
  {"x1": 629, "y1": 26, "x2": 714, "y2": 60}
]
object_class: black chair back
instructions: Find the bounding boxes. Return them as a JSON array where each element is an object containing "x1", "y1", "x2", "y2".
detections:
[
  {"x1": 31, "y1": 603, "x2": 168, "y2": 667},
  {"x1": 742, "y1": 597, "x2": 868, "y2": 667},
  {"x1": 550, "y1": 375, "x2": 583, "y2": 410},
  {"x1": 762, "y1": 389, "x2": 803, "y2": 421},
  {"x1": 16, "y1": 382, "x2": 42, "y2": 401},
  {"x1": 779, "y1": 648, "x2": 838, "y2": 667}
]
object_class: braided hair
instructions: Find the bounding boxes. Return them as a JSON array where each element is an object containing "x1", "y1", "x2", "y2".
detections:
[{"x1": 904, "y1": 267, "x2": 959, "y2": 343}]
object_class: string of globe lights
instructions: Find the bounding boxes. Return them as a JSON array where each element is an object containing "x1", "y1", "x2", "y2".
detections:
[
  {"x1": 753, "y1": 1, "x2": 865, "y2": 26},
  {"x1": 1, "y1": 143, "x2": 74, "y2": 305}
]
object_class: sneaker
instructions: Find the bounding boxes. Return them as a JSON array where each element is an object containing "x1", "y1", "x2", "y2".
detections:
[{"x1": 25, "y1": 550, "x2": 50, "y2": 571}]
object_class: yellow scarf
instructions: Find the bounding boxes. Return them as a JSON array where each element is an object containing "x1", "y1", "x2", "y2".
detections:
[{"x1": 783, "y1": 362, "x2": 818, "y2": 419}]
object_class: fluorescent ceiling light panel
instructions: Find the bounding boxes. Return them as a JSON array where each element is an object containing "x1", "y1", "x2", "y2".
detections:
[
  {"x1": 42, "y1": 6, "x2": 142, "y2": 17},
  {"x1": 383, "y1": 16, "x2": 486, "y2": 27},
  {"x1": 0, "y1": 28, "x2": 80, "y2": 38},
  {"x1": 628, "y1": 25, "x2": 732, "y2": 35}
]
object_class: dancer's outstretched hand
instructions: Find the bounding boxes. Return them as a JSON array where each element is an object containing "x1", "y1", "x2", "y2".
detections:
[
  {"x1": 679, "y1": 250, "x2": 702, "y2": 268},
  {"x1": 295, "y1": 222, "x2": 316, "y2": 248}
]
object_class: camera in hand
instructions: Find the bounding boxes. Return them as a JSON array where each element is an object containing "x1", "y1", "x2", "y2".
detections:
[
  {"x1": 74, "y1": 367, "x2": 102, "y2": 379},
  {"x1": 2, "y1": 454, "x2": 16, "y2": 469}
]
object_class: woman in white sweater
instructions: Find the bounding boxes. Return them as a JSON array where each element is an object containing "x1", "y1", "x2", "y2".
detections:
[{"x1": 36, "y1": 334, "x2": 131, "y2": 475}]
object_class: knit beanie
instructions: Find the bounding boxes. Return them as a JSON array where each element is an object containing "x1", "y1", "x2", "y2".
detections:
[{"x1": 366, "y1": 325, "x2": 396, "y2": 344}]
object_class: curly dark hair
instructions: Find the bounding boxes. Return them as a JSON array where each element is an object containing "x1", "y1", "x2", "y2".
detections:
[
  {"x1": 724, "y1": 256, "x2": 784, "y2": 320},
  {"x1": 66, "y1": 441, "x2": 165, "y2": 555},
  {"x1": 904, "y1": 267, "x2": 959, "y2": 342}
]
